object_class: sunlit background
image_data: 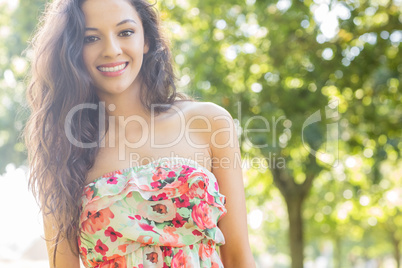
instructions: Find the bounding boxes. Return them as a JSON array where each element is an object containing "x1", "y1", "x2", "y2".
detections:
[
  {"x1": 0, "y1": 165, "x2": 47, "y2": 267},
  {"x1": 1, "y1": 0, "x2": 401, "y2": 267}
]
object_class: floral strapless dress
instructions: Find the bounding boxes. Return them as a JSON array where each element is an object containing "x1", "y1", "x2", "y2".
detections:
[{"x1": 79, "y1": 157, "x2": 227, "y2": 268}]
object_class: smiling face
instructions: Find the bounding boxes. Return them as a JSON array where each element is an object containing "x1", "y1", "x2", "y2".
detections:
[{"x1": 81, "y1": 0, "x2": 149, "y2": 98}]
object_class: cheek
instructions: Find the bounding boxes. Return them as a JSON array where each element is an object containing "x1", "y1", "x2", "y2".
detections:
[
  {"x1": 82, "y1": 47, "x2": 94, "y2": 71},
  {"x1": 127, "y1": 37, "x2": 146, "y2": 55}
]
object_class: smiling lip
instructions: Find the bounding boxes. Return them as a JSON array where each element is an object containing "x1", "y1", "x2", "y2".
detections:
[{"x1": 97, "y1": 62, "x2": 128, "y2": 77}]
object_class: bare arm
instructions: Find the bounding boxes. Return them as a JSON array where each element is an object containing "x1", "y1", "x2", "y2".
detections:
[
  {"x1": 205, "y1": 103, "x2": 256, "y2": 268},
  {"x1": 43, "y1": 212, "x2": 81, "y2": 268}
]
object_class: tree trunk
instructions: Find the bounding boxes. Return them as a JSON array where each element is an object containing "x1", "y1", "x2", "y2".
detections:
[
  {"x1": 270, "y1": 160, "x2": 316, "y2": 268},
  {"x1": 391, "y1": 233, "x2": 401, "y2": 268},
  {"x1": 286, "y1": 197, "x2": 304, "y2": 268},
  {"x1": 334, "y1": 236, "x2": 342, "y2": 268}
]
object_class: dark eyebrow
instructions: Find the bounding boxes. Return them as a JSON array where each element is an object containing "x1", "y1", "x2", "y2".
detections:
[
  {"x1": 116, "y1": 19, "x2": 137, "y2": 26},
  {"x1": 85, "y1": 19, "x2": 137, "y2": 31},
  {"x1": 85, "y1": 27, "x2": 98, "y2": 32}
]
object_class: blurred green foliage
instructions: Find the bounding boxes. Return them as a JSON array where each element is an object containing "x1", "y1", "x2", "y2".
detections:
[
  {"x1": 159, "y1": 0, "x2": 401, "y2": 266},
  {"x1": 1, "y1": 0, "x2": 401, "y2": 267},
  {"x1": 0, "y1": 0, "x2": 46, "y2": 170}
]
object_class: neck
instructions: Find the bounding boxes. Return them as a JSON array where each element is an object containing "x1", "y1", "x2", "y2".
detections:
[{"x1": 96, "y1": 78, "x2": 150, "y2": 120}]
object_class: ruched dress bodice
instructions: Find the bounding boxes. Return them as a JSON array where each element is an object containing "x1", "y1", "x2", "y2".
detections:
[{"x1": 78, "y1": 157, "x2": 227, "y2": 268}]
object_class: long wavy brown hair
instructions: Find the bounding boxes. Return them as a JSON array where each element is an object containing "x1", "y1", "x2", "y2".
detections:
[{"x1": 24, "y1": 0, "x2": 190, "y2": 263}]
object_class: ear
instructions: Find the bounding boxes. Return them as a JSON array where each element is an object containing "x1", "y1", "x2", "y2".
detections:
[{"x1": 143, "y1": 39, "x2": 149, "y2": 54}]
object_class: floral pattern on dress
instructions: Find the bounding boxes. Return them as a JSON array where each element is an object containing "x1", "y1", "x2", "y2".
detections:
[{"x1": 79, "y1": 157, "x2": 227, "y2": 268}]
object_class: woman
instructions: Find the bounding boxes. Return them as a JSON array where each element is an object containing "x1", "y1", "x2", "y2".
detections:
[{"x1": 25, "y1": 0, "x2": 255, "y2": 267}]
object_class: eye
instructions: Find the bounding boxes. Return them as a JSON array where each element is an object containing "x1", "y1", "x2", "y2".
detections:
[
  {"x1": 119, "y1": 30, "x2": 134, "y2": 37},
  {"x1": 84, "y1": 36, "x2": 99, "y2": 44}
]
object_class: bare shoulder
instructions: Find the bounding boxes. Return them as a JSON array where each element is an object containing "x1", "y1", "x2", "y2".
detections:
[
  {"x1": 171, "y1": 100, "x2": 237, "y2": 160},
  {"x1": 173, "y1": 100, "x2": 233, "y2": 122},
  {"x1": 173, "y1": 100, "x2": 236, "y2": 141},
  {"x1": 175, "y1": 100, "x2": 238, "y2": 156}
]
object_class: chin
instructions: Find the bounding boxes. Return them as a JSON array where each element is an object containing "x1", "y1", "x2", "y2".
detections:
[{"x1": 99, "y1": 83, "x2": 137, "y2": 96}]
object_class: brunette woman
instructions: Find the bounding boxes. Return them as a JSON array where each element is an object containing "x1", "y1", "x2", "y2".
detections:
[{"x1": 25, "y1": 0, "x2": 255, "y2": 267}]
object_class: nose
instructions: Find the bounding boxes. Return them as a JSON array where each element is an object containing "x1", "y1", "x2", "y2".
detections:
[{"x1": 101, "y1": 36, "x2": 122, "y2": 58}]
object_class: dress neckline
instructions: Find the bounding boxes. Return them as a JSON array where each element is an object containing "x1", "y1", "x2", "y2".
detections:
[{"x1": 84, "y1": 156, "x2": 211, "y2": 188}]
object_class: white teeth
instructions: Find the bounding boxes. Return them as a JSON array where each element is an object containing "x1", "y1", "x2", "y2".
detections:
[{"x1": 98, "y1": 63, "x2": 126, "y2": 72}]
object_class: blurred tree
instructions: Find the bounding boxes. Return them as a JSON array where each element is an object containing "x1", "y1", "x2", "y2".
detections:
[
  {"x1": 0, "y1": 0, "x2": 46, "y2": 172},
  {"x1": 161, "y1": 0, "x2": 402, "y2": 267}
]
